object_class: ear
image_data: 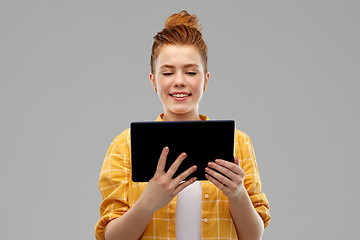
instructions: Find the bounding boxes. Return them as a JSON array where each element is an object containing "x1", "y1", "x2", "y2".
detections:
[
  {"x1": 203, "y1": 72, "x2": 210, "y2": 92},
  {"x1": 149, "y1": 72, "x2": 157, "y2": 92}
]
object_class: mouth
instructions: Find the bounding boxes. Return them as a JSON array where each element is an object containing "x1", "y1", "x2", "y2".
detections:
[
  {"x1": 170, "y1": 93, "x2": 191, "y2": 97},
  {"x1": 169, "y1": 92, "x2": 191, "y2": 101}
]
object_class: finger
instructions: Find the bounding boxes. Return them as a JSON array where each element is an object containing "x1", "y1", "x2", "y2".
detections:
[
  {"x1": 166, "y1": 152, "x2": 187, "y2": 177},
  {"x1": 172, "y1": 165, "x2": 197, "y2": 186},
  {"x1": 207, "y1": 161, "x2": 238, "y2": 181},
  {"x1": 155, "y1": 147, "x2": 169, "y2": 174},
  {"x1": 174, "y1": 177, "x2": 197, "y2": 196},
  {"x1": 205, "y1": 166, "x2": 235, "y2": 188},
  {"x1": 234, "y1": 156, "x2": 239, "y2": 166},
  {"x1": 205, "y1": 173, "x2": 225, "y2": 191},
  {"x1": 214, "y1": 159, "x2": 243, "y2": 176}
]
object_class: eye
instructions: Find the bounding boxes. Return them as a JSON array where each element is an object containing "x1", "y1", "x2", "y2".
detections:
[
  {"x1": 186, "y1": 72, "x2": 197, "y2": 76},
  {"x1": 162, "y1": 72, "x2": 173, "y2": 76}
]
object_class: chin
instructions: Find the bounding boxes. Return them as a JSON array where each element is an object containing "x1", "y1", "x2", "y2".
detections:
[
  {"x1": 163, "y1": 102, "x2": 199, "y2": 116},
  {"x1": 169, "y1": 107, "x2": 196, "y2": 116}
]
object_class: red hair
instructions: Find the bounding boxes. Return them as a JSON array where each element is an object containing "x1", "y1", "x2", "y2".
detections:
[{"x1": 151, "y1": 10, "x2": 208, "y2": 74}]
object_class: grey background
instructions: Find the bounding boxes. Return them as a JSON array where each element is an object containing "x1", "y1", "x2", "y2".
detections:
[{"x1": 1, "y1": 0, "x2": 359, "y2": 239}]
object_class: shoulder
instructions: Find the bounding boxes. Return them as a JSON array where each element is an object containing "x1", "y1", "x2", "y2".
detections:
[
  {"x1": 109, "y1": 128, "x2": 131, "y2": 152},
  {"x1": 234, "y1": 129, "x2": 255, "y2": 152},
  {"x1": 235, "y1": 129, "x2": 252, "y2": 143},
  {"x1": 113, "y1": 128, "x2": 130, "y2": 143}
]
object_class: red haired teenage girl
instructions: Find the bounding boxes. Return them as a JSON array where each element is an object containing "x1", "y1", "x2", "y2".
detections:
[{"x1": 95, "y1": 10, "x2": 270, "y2": 240}]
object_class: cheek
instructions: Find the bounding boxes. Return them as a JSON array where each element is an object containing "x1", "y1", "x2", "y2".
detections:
[
  {"x1": 156, "y1": 79, "x2": 170, "y2": 94},
  {"x1": 192, "y1": 78, "x2": 204, "y2": 92}
]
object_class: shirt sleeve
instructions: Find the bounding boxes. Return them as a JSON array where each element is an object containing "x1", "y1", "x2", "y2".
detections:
[
  {"x1": 95, "y1": 129, "x2": 131, "y2": 240},
  {"x1": 236, "y1": 129, "x2": 271, "y2": 228}
]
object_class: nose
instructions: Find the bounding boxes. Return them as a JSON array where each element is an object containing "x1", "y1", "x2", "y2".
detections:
[{"x1": 174, "y1": 72, "x2": 186, "y2": 87}]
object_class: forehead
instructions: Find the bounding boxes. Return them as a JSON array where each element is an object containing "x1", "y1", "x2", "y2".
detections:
[{"x1": 156, "y1": 45, "x2": 202, "y2": 69}]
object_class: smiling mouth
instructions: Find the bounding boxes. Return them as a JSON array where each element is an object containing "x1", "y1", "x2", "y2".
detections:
[{"x1": 170, "y1": 93, "x2": 191, "y2": 98}]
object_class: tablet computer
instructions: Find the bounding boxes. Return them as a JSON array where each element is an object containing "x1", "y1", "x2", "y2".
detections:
[{"x1": 130, "y1": 120, "x2": 235, "y2": 182}]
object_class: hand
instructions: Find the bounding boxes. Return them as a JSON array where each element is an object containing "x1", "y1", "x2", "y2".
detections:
[
  {"x1": 205, "y1": 156, "x2": 246, "y2": 200},
  {"x1": 140, "y1": 147, "x2": 197, "y2": 213}
]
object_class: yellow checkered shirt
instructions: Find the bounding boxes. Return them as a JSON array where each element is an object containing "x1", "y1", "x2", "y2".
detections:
[{"x1": 95, "y1": 114, "x2": 270, "y2": 239}]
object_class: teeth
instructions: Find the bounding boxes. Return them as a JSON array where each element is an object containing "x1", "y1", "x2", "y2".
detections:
[{"x1": 172, "y1": 94, "x2": 189, "y2": 97}]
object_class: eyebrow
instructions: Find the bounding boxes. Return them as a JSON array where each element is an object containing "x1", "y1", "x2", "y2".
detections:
[{"x1": 159, "y1": 64, "x2": 199, "y2": 70}]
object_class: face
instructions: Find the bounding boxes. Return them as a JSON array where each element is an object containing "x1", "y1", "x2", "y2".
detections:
[{"x1": 150, "y1": 45, "x2": 209, "y2": 120}]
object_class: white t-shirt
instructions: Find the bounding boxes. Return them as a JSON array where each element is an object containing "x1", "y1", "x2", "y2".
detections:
[{"x1": 175, "y1": 181, "x2": 202, "y2": 239}]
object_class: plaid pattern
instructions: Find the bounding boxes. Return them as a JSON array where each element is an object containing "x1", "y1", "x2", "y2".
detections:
[{"x1": 95, "y1": 114, "x2": 270, "y2": 240}]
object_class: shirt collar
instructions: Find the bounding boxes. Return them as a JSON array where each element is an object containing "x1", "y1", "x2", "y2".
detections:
[{"x1": 155, "y1": 113, "x2": 209, "y2": 121}]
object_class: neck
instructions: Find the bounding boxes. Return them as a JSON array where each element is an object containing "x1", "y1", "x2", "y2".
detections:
[{"x1": 162, "y1": 111, "x2": 201, "y2": 121}]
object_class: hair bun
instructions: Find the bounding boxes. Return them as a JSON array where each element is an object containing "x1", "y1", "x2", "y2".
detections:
[{"x1": 164, "y1": 10, "x2": 202, "y2": 32}]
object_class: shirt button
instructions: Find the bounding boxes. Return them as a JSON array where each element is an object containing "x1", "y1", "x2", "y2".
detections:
[
  {"x1": 203, "y1": 218, "x2": 208, "y2": 223},
  {"x1": 204, "y1": 194, "x2": 209, "y2": 199}
]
